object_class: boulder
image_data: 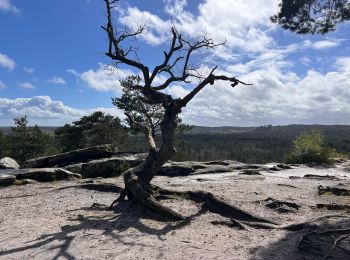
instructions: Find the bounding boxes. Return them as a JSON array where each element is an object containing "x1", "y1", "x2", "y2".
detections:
[
  {"x1": 65, "y1": 153, "x2": 146, "y2": 178},
  {"x1": 81, "y1": 154, "x2": 145, "y2": 178},
  {"x1": 158, "y1": 161, "x2": 237, "y2": 177},
  {"x1": 24, "y1": 144, "x2": 116, "y2": 168},
  {"x1": 0, "y1": 157, "x2": 20, "y2": 169},
  {"x1": 158, "y1": 163, "x2": 196, "y2": 177},
  {"x1": 0, "y1": 174, "x2": 16, "y2": 187},
  {"x1": 1, "y1": 168, "x2": 81, "y2": 182},
  {"x1": 64, "y1": 163, "x2": 83, "y2": 174}
]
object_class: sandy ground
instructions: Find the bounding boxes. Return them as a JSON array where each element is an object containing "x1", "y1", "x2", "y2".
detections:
[{"x1": 0, "y1": 164, "x2": 349, "y2": 260}]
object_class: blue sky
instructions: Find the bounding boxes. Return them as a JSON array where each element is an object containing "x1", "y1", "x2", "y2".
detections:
[{"x1": 0, "y1": 0, "x2": 349, "y2": 126}]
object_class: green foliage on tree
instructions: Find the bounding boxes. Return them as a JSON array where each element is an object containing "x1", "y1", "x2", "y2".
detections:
[
  {"x1": 271, "y1": 0, "x2": 350, "y2": 34},
  {"x1": 27, "y1": 125, "x2": 58, "y2": 158},
  {"x1": 4, "y1": 116, "x2": 57, "y2": 164},
  {"x1": 8, "y1": 116, "x2": 30, "y2": 163},
  {"x1": 0, "y1": 130, "x2": 5, "y2": 158},
  {"x1": 272, "y1": 0, "x2": 350, "y2": 34},
  {"x1": 112, "y1": 75, "x2": 192, "y2": 140},
  {"x1": 112, "y1": 75, "x2": 164, "y2": 137},
  {"x1": 55, "y1": 111, "x2": 128, "y2": 152},
  {"x1": 285, "y1": 129, "x2": 332, "y2": 164}
]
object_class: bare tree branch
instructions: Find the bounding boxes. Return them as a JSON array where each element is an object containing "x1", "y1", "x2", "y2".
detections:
[
  {"x1": 103, "y1": 0, "x2": 150, "y2": 84},
  {"x1": 151, "y1": 35, "x2": 226, "y2": 91},
  {"x1": 148, "y1": 28, "x2": 184, "y2": 86},
  {"x1": 180, "y1": 67, "x2": 252, "y2": 107}
]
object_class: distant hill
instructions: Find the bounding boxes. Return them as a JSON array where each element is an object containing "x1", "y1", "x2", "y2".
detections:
[
  {"x1": 2, "y1": 124, "x2": 350, "y2": 138},
  {"x1": 186, "y1": 126, "x2": 256, "y2": 134},
  {"x1": 129, "y1": 124, "x2": 350, "y2": 163},
  {"x1": 187, "y1": 124, "x2": 350, "y2": 138},
  {"x1": 2, "y1": 124, "x2": 349, "y2": 163}
]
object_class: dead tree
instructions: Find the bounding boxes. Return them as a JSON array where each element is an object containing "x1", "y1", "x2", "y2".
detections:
[{"x1": 102, "y1": 0, "x2": 266, "y2": 222}]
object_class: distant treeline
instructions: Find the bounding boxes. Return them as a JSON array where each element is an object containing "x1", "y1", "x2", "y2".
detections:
[
  {"x1": 0, "y1": 112, "x2": 129, "y2": 165},
  {"x1": 125, "y1": 125, "x2": 350, "y2": 163},
  {"x1": 1, "y1": 113, "x2": 350, "y2": 165}
]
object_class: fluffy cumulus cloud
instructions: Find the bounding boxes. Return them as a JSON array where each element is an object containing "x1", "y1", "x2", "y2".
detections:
[
  {"x1": 119, "y1": 0, "x2": 280, "y2": 58},
  {"x1": 0, "y1": 52, "x2": 15, "y2": 70},
  {"x1": 180, "y1": 56, "x2": 350, "y2": 126},
  {"x1": 69, "y1": 63, "x2": 133, "y2": 93},
  {"x1": 48, "y1": 76, "x2": 66, "y2": 85},
  {"x1": 0, "y1": 96, "x2": 123, "y2": 125},
  {"x1": 0, "y1": 0, "x2": 20, "y2": 13}
]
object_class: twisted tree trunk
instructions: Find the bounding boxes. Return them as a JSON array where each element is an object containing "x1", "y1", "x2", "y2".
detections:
[{"x1": 116, "y1": 99, "x2": 185, "y2": 220}]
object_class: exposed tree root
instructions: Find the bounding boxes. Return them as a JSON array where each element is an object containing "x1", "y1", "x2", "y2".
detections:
[
  {"x1": 318, "y1": 185, "x2": 350, "y2": 196},
  {"x1": 153, "y1": 185, "x2": 277, "y2": 224},
  {"x1": 110, "y1": 181, "x2": 277, "y2": 224},
  {"x1": 211, "y1": 214, "x2": 349, "y2": 231},
  {"x1": 210, "y1": 219, "x2": 314, "y2": 230},
  {"x1": 109, "y1": 189, "x2": 127, "y2": 210},
  {"x1": 119, "y1": 179, "x2": 186, "y2": 221}
]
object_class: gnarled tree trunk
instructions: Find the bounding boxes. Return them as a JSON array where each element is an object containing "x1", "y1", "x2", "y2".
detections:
[{"x1": 118, "y1": 99, "x2": 184, "y2": 219}]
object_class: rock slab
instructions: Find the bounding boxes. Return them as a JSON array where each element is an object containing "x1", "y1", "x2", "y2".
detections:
[
  {"x1": 65, "y1": 153, "x2": 146, "y2": 178},
  {"x1": 0, "y1": 168, "x2": 81, "y2": 183},
  {"x1": 24, "y1": 144, "x2": 116, "y2": 168}
]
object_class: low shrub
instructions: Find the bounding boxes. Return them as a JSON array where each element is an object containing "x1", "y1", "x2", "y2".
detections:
[{"x1": 285, "y1": 129, "x2": 331, "y2": 164}]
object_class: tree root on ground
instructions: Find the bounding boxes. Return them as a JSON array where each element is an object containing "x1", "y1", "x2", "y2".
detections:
[
  {"x1": 110, "y1": 182, "x2": 277, "y2": 224},
  {"x1": 318, "y1": 185, "x2": 350, "y2": 196},
  {"x1": 211, "y1": 214, "x2": 349, "y2": 231}
]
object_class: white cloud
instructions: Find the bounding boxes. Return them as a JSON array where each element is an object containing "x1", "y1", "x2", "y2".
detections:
[
  {"x1": 119, "y1": 0, "x2": 280, "y2": 58},
  {"x1": 300, "y1": 56, "x2": 311, "y2": 66},
  {"x1": 71, "y1": 63, "x2": 133, "y2": 93},
  {"x1": 335, "y1": 57, "x2": 350, "y2": 71},
  {"x1": 164, "y1": 0, "x2": 187, "y2": 16},
  {"x1": 0, "y1": 96, "x2": 124, "y2": 125},
  {"x1": 167, "y1": 85, "x2": 190, "y2": 98},
  {"x1": 24, "y1": 67, "x2": 35, "y2": 74},
  {"x1": 0, "y1": 0, "x2": 20, "y2": 13},
  {"x1": 0, "y1": 52, "x2": 15, "y2": 70},
  {"x1": 313, "y1": 39, "x2": 342, "y2": 50},
  {"x1": 180, "y1": 56, "x2": 350, "y2": 126},
  {"x1": 48, "y1": 76, "x2": 66, "y2": 85},
  {"x1": 119, "y1": 7, "x2": 172, "y2": 46},
  {"x1": 0, "y1": 80, "x2": 6, "y2": 89},
  {"x1": 67, "y1": 69, "x2": 80, "y2": 77},
  {"x1": 19, "y1": 82, "x2": 36, "y2": 90}
]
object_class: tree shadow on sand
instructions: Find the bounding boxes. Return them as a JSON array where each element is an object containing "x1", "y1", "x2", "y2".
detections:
[
  {"x1": 251, "y1": 216, "x2": 350, "y2": 260},
  {"x1": 0, "y1": 188, "x2": 205, "y2": 259}
]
